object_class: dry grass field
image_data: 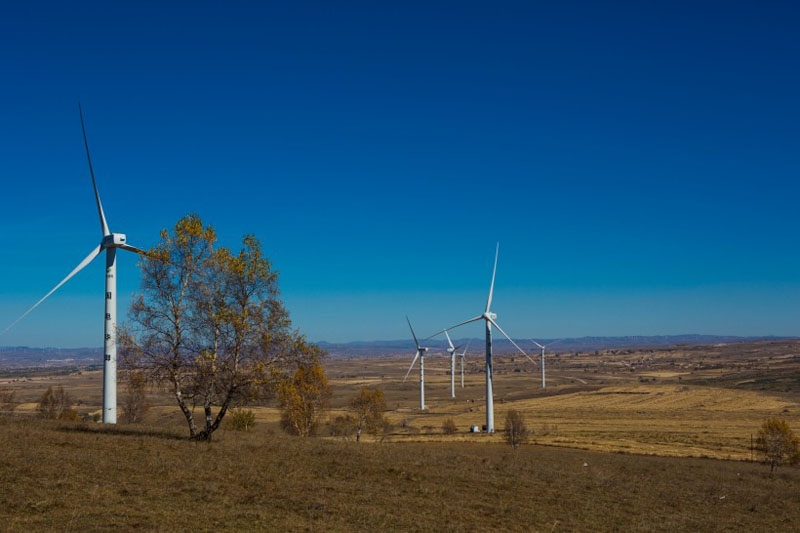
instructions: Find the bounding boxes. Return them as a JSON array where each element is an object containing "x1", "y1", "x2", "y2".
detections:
[
  {"x1": 1, "y1": 419, "x2": 799, "y2": 531},
  {"x1": 3, "y1": 340, "x2": 800, "y2": 460},
  {"x1": 1, "y1": 340, "x2": 800, "y2": 530}
]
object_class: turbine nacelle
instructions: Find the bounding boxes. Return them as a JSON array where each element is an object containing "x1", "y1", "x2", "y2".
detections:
[
  {"x1": 101, "y1": 233, "x2": 127, "y2": 249},
  {"x1": 482, "y1": 312, "x2": 497, "y2": 320}
]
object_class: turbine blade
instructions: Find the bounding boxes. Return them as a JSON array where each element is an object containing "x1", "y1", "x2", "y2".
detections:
[
  {"x1": 488, "y1": 317, "x2": 537, "y2": 365},
  {"x1": 79, "y1": 104, "x2": 110, "y2": 237},
  {"x1": 403, "y1": 352, "x2": 420, "y2": 383},
  {"x1": 2, "y1": 245, "x2": 103, "y2": 335},
  {"x1": 485, "y1": 242, "x2": 499, "y2": 313},
  {"x1": 406, "y1": 316, "x2": 420, "y2": 349},
  {"x1": 547, "y1": 339, "x2": 564, "y2": 350},
  {"x1": 530, "y1": 339, "x2": 545, "y2": 349},
  {"x1": 423, "y1": 316, "x2": 483, "y2": 341},
  {"x1": 444, "y1": 329, "x2": 454, "y2": 350},
  {"x1": 460, "y1": 340, "x2": 470, "y2": 357},
  {"x1": 119, "y1": 244, "x2": 145, "y2": 255}
]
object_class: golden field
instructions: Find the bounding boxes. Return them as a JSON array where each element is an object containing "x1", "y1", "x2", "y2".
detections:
[{"x1": 3, "y1": 340, "x2": 799, "y2": 460}]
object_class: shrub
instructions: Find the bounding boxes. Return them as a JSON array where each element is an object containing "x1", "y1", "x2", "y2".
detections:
[
  {"x1": 330, "y1": 415, "x2": 357, "y2": 440},
  {"x1": 349, "y1": 387, "x2": 388, "y2": 442},
  {"x1": 278, "y1": 363, "x2": 331, "y2": 437},
  {"x1": 442, "y1": 418, "x2": 458, "y2": 435},
  {"x1": 505, "y1": 409, "x2": 529, "y2": 449},
  {"x1": 756, "y1": 418, "x2": 800, "y2": 473},
  {"x1": 121, "y1": 371, "x2": 150, "y2": 424},
  {"x1": 378, "y1": 418, "x2": 394, "y2": 443},
  {"x1": 37, "y1": 386, "x2": 78, "y2": 420},
  {"x1": 0, "y1": 387, "x2": 16, "y2": 418},
  {"x1": 225, "y1": 409, "x2": 256, "y2": 432}
]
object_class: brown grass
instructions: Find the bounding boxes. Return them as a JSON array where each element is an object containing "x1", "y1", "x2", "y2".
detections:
[
  {"x1": 4, "y1": 340, "x2": 800, "y2": 460},
  {"x1": 1, "y1": 418, "x2": 799, "y2": 531}
]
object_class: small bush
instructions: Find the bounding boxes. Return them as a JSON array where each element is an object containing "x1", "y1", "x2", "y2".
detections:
[
  {"x1": 0, "y1": 387, "x2": 16, "y2": 418},
  {"x1": 121, "y1": 371, "x2": 149, "y2": 424},
  {"x1": 378, "y1": 418, "x2": 394, "y2": 443},
  {"x1": 505, "y1": 409, "x2": 529, "y2": 449},
  {"x1": 442, "y1": 418, "x2": 458, "y2": 435},
  {"x1": 225, "y1": 409, "x2": 256, "y2": 432},
  {"x1": 349, "y1": 387, "x2": 388, "y2": 442},
  {"x1": 37, "y1": 386, "x2": 77, "y2": 421},
  {"x1": 756, "y1": 417, "x2": 800, "y2": 473},
  {"x1": 330, "y1": 415, "x2": 357, "y2": 440}
]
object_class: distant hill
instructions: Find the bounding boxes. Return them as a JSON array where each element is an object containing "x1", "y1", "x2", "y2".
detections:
[
  {"x1": 2, "y1": 335, "x2": 796, "y2": 366},
  {"x1": 318, "y1": 334, "x2": 798, "y2": 357},
  {"x1": 0, "y1": 346, "x2": 101, "y2": 369}
]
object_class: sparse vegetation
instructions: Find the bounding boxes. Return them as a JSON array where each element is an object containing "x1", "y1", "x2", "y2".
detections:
[
  {"x1": 225, "y1": 409, "x2": 256, "y2": 432},
  {"x1": 505, "y1": 409, "x2": 528, "y2": 449},
  {"x1": 279, "y1": 362, "x2": 331, "y2": 436},
  {"x1": 0, "y1": 387, "x2": 15, "y2": 418},
  {"x1": 121, "y1": 371, "x2": 149, "y2": 424},
  {"x1": 442, "y1": 418, "x2": 457, "y2": 435},
  {"x1": 349, "y1": 387, "x2": 388, "y2": 442},
  {"x1": 36, "y1": 386, "x2": 78, "y2": 421},
  {"x1": 329, "y1": 415, "x2": 357, "y2": 440},
  {"x1": 756, "y1": 417, "x2": 800, "y2": 473},
  {"x1": 1, "y1": 418, "x2": 800, "y2": 531}
]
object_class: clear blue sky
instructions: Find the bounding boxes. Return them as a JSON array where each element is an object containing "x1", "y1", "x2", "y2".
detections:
[{"x1": 1, "y1": 2, "x2": 799, "y2": 347}]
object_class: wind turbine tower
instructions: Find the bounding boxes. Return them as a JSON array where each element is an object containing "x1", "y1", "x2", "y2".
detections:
[
  {"x1": 427, "y1": 244, "x2": 536, "y2": 432},
  {"x1": 403, "y1": 317, "x2": 430, "y2": 410},
  {"x1": 458, "y1": 341, "x2": 470, "y2": 389},
  {"x1": 531, "y1": 339, "x2": 561, "y2": 389},
  {"x1": 443, "y1": 330, "x2": 464, "y2": 398},
  {"x1": 2, "y1": 106, "x2": 148, "y2": 424}
]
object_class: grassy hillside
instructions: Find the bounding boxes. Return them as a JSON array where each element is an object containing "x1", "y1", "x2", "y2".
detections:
[{"x1": 1, "y1": 419, "x2": 798, "y2": 531}]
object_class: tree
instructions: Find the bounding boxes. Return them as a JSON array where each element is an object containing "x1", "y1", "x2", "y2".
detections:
[
  {"x1": 120, "y1": 371, "x2": 149, "y2": 424},
  {"x1": 121, "y1": 214, "x2": 319, "y2": 441},
  {"x1": 756, "y1": 418, "x2": 800, "y2": 473},
  {"x1": 37, "y1": 386, "x2": 78, "y2": 420},
  {"x1": 442, "y1": 418, "x2": 458, "y2": 435},
  {"x1": 0, "y1": 387, "x2": 16, "y2": 418},
  {"x1": 225, "y1": 409, "x2": 256, "y2": 432},
  {"x1": 330, "y1": 415, "x2": 357, "y2": 440},
  {"x1": 349, "y1": 387, "x2": 388, "y2": 442},
  {"x1": 279, "y1": 360, "x2": 331, "y2": 437},
  {"x1": 504, "y1": 409, "x2": 529, "y2": 449}
]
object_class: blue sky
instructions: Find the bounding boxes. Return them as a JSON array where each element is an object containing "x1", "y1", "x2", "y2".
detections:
[{"x1": 1, "y1": 2, "x2": 799, "y2": 347}]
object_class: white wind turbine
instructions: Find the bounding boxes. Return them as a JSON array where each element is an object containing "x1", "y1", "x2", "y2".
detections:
[
  {"x1": 443, "y1": 330, "x2": 465, "y2": 398},
  {"x1": 2, "y1": 106, "x2": 148, "y2": 424},
  {"x1": 426, "y1": 243, "x2": 536, "y2": 432},
  {"x1": 530, "y1": 339, "x2": 562, "y2": 389},
  {"x1": 403, "y1": 316, "x2": 430, "y2": 410},
  {"x1": 458, "y1": 341, "x2": 470, "y2": 389}
]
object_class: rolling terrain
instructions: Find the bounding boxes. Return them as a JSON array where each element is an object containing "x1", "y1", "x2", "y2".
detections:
[{"x1": 1, "y1": 340, "x2": 799, "y2": 530}]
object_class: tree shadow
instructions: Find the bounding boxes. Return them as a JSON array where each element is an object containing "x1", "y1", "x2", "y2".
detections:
[{"x1": 56, "y1": 423, "x2": 187, "y2": 441}]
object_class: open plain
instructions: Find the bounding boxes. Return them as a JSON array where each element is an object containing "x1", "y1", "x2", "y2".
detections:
[{"x1": 1, "y1": 340, "x2": 800, "y2": 530}]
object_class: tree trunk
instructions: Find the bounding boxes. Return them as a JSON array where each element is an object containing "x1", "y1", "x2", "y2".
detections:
[
  {"x1": 174, "y1": 380, "x2": 197, "y2": 438},
  {"x1": 196, "y1": 390, "x2": 234, "y2": 441}
]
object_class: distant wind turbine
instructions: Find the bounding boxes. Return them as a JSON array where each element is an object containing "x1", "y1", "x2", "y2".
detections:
[
  {"x1": 458, "y1": 341, "x2": 470, "y2": 389},
  {"x1": 2, "y1": 105, "x2": 149, "y2": 424},
  {"x1": 531, "y1": 339, "x2": 562, "y2": 389},
  {"x1": 427, "y1": 243, "x2": 536, "y2": 432},
  {"x1": 443, "y1": 330, "x2": 465, "y2": 398},
  {"x1": 403, "y1": 316, "x2": 430, "y2": 410}
]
